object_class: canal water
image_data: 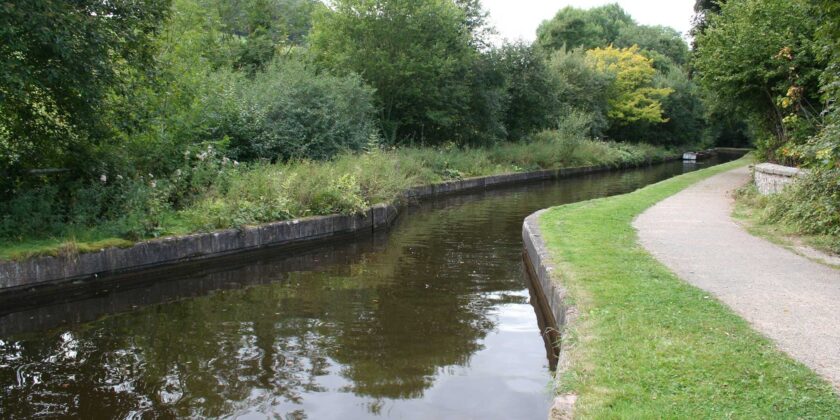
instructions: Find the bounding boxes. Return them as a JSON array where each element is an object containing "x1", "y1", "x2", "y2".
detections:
[{"x1": 0, "y1": 158, "x2": 733, "y2": 419}]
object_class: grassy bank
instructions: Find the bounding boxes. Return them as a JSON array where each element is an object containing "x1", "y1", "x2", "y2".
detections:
[
  {"x1": 733, "y1": 182, "x2": 840, "y2": 257},
  {"x1": 537, "y1": 157, "x2": 840, "y2": 418},
  {"x1": 0, "y1": 138, "x2": 669, "y2": 261}
]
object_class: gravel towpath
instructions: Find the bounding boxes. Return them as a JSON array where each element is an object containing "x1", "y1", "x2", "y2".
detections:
[{"x1": 633, "y1": 165, "x2": 840, "y2": 390}]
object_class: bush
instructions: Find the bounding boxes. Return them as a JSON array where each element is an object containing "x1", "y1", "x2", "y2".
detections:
[
  {"x1": 223, "y1": 58, "x2": 378, "y2": 162},
  {"x1": 0, "y1": 186, "x2": 64, "y2": 240},
  {"x1": 183, "y1": 159, "x2": 371, "y2": 230},
  {"x1": 763, "y1": 169, "x2": 840, "y2": 238},
  {"x1": 530, "y1": 110, "x2": 595, "y2": 162}
]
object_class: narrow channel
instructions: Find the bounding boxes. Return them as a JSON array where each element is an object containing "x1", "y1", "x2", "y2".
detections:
[{"x1": 0, "y1": 157, "x2": 734, "y2": 418}]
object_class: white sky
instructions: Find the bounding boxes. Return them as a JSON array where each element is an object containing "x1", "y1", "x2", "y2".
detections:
[{"x1": 482, "y1": 0, "x2": 696, "y2": 43}]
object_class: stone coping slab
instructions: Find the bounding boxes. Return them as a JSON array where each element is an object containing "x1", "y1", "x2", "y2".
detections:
[
  {"x1": 522, "y1": 210, "x2": 578, "y2": 420},
  {"x1": 754, "y1": 162, "x2": 806, "y2": 177}
]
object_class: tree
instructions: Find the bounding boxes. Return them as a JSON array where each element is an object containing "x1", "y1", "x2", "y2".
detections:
[
  {"x1": 585, "y1": 46, "x2": 672, "y2": 127},
  {"x1": 647, "y1": 65, "x2": 706, "y2": 145},
  {"x1": 691, "y1": 0, "x2": 726, "y2": 44},
  {"x1": 455, "y1": 0, "x2": 495, "y2": 50},
  {"x1": 536, "y1": 4, "x2": 632, "y2": 52},
  {"x1": 537, "y1": 3, "x2": 690, "y2": 68},
  {"x1": 213, "y1": 0, "x2": 323, "y2": 71},
  {"x1": 458, "y1": 52, "x2": 509, "y2": 145},
  {"x1": 615, "y1": 25, "x2": 689, "y2": 68},
  {"x1": 693, "y1": 0, "x2": 823, "y2": 162},
  {"x1": 0, "y1": 0, "x2": 171, "y2": 178},
  {"x1": 494, "y1": 42, "x2": 561, "y2": 140},
  {"x1": 546, "y1": 48, "x2": 611, "y2": 137},
  {"x1": 309, "y1": 0, "x2": 479, "y2": 146},
  {"x1": 800, "y1": 0, "x2": 840, "y2": 168}
]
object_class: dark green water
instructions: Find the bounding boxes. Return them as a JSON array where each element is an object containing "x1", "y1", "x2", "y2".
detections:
[{"x1": 0, "y1": 158, "x2": 733, "y2": 419}]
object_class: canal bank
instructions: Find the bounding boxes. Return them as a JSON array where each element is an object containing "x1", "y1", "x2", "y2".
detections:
[
  {"x1": 1, "y1": 158, "x2": 732, "y2": 418},
  {"x1": 523, "y1": 157, "x2": 840, "y2": 418},
  {"x1": 1, "y1": 155, "x2": 688, "y2": 293}
]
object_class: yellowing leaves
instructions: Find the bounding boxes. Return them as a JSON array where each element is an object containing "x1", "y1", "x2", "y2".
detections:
[{"x1": 585, "y1": 45, "x2": 672, "y2": 124}]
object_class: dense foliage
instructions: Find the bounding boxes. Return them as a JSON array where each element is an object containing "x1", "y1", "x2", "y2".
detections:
[
  {"x1": 586, "y1": 46, "x2": 672, "y2": 125},
  {"x1": 0, "y1": 0, "x2": 170, "y2": 179},
  {"x1": 693, "y1": 0, "x2": 839, "y2": 246},
  {"x1": 804, "y1": 0, "x2": 840, "y2": 169},
  {"x1": 0, "y1": 140, "x2": 669, "y2": 259},
  {"x1": 693, "y1": 0, "x2": 824, "y2": 164},
  {"x1": 536, "y1": 4, "x2": 704, "y2": 145},
  {"x1": 763, "y1": 170, "x2": 840, "y2": 243},
  {"x1": 493, "y1": 43, "x2": 561, "y2": 141},
  {"x1": 310, "y1": 0, "x2": 481, "y2": 145},
  {"x1": 1, "y1": 1, "x2": 734, "y2": 255},
  {"x1": 222, "y1": 59, "x2": 378, "y2": 161},
  {"x1": 536, "y1": 4, "x2": 632, "y2": 51}
]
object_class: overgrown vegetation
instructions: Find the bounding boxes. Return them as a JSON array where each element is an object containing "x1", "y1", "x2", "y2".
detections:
[
  {"x1": 1, "y1": 0, "x2": 713, "y2": 260},
  {"x1": 8, "y1": 0, "x2": 835, "y2": 260},
  {"x1": 693, "y1": 0, "x2": 824, "y2": 164},
  {"x1": 538, "y1": 157, "x2": 840, "y2": 417},
  {"x1": 693, "y1": 0, "x2": 839, "y2": 168},
  {"x1": 0, "y1": 139, "x2": 668, "y2": 260},
  {"x1": 692, "y1": 0, "x2": 840, "y2": 250},
  {"x1": 734, "y1": 171, "x2": 840, "y2": 255}
]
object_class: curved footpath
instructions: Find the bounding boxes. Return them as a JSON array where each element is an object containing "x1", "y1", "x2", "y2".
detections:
[
  {"x1": 524, "y1": 159, "x2": 839, "y2": 418},
  {"x1": 634, "y1": 166, "x2": 840, "y2": 390}
]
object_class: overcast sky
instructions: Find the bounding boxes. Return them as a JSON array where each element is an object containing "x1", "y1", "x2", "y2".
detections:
[{"x1": 481, "y1": 0, "x2": 696, "y2": 44}]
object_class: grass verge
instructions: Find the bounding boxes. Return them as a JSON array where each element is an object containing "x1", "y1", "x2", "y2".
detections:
[
  {"x1": 1, "y1": 138, "x2": 669, "y2": 261},
  {"x1": 537, "y1": 156, "x2": 840, "y2": 418},
  {"x1": 733, "y1": 185, "x2": 840, "y2": 258}
]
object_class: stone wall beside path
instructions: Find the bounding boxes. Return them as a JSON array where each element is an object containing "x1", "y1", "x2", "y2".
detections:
[{"x1": 753, "y1": 163, "x2": 807, "y2": 195}]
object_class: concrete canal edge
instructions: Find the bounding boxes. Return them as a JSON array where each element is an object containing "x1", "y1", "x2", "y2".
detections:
[
  {"x1": 0, "y1": 156, "x2": 683, "y2": 292},
  {"x1": 523, "y1": 210, "x2": 578, "y2": 420}
]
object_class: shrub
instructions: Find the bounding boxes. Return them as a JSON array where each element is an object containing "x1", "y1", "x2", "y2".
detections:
[
  {"x1": 530, "y1": 110, "x2": 595, "y2": 163},
  {"x1": 0, "y1": 185, "x2": 64, "y2": 240},
  {"x1": 763, "y1": 169, "x2": 840, "y2": 238},
  {"x1": 223, "y1": 58, "x2": 378, "y2": 162},
  {"x1": 612, "y1": 65, "x2": 706, "y2": 146}
]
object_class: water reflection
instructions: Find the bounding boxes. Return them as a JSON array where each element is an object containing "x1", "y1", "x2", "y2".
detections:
[{"x1": 0, "y1": 157, "x2": 735, "y2": 418}]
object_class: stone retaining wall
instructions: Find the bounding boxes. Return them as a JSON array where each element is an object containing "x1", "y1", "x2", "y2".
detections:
[
  {"x1": 754, "y1": 163, "x2": 806, "y2": 195},
  {"x1": 522, "y1": 210, "x2": 578, "y2": 420},
  {"x1": 0, "y1": 156, "x2": 679, "y2": 292}
]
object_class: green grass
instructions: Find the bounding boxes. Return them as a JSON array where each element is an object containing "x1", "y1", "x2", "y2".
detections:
[
  {"x1": 1, "y1": 137, "x2": 670, "y2": 261},
  {"x1": 0, "y1": 232, "x2": 137, "y2": 261},
  {"x1": 537, "y1": 156, "x2": 840, "y2": 418}
]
